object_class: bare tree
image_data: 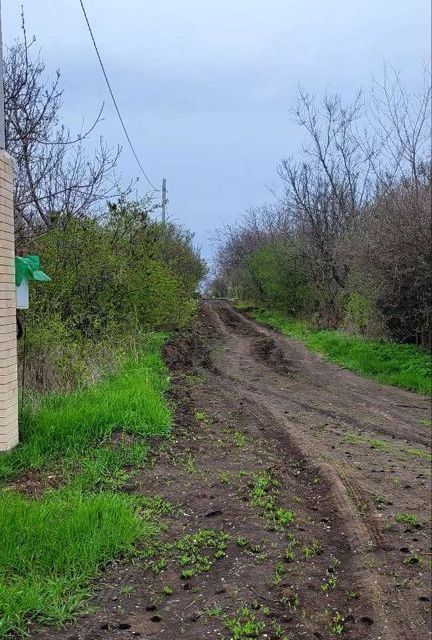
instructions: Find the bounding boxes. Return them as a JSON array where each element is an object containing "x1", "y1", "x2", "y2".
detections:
[
  {"x1": 277, "y1": 92, "x2": 371, "y2": 324},
  {"x1": 214, "y1": 66, "x2": 431, "y2": 341},
  {"x1": 4, "y1": 20, "x2": 126, "y2": 247},
  {"x1": 367, "y1": 64, "x2": 431, "y2": 191}
]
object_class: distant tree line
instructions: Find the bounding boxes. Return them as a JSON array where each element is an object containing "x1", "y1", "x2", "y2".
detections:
[
  {"x1": 5, "y1": 24, "x2": 206, "y2": 391},
  {"x1": 213, "y1": 68, "x2": 431, "y2": 347}
]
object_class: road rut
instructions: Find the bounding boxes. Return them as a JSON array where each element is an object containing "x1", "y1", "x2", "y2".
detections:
[{"x1": 34, "y1": 301, "x2": 431, "y2": 640}]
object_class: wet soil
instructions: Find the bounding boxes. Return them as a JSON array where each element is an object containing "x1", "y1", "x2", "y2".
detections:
[{"x1": 33, "y1": 301, "x2": 431, "y2": 640}]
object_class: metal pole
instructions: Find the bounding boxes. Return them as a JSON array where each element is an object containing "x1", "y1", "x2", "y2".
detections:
[
  {"x1": 0, "y1": 0, "x2": 5, "y2": 149},
  {"x1": 161, "y1": 177, "x2": 167, "y2": 224}
]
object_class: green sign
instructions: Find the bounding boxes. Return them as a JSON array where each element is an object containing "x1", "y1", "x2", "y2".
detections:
[{"x1": 15, "y1": 255, "x2": 51, "y2": 287}]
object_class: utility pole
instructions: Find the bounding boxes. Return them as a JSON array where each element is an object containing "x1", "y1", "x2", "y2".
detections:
[
  {"x1": 0, "y1": 0, "x2": 19, "y2": 451},
  {"x1": 161, "y1": 178, "x2": 167, "y2": 224}
]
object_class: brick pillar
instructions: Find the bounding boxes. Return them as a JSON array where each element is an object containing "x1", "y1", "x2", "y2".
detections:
[{"x1": 0, "y1": 149, "x2": 18, "y2": 451}]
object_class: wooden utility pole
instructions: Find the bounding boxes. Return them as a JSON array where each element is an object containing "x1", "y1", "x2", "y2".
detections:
[{"x1": 161, "y1": 178, "x2": 167, "y2": 224}]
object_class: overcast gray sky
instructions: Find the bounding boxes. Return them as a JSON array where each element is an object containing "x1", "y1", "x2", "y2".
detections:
[{"x1": 3, "y1": 0, "x2": 430, "y2": 261}]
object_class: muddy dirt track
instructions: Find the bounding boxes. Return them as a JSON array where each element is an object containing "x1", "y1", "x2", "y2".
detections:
[{"x1": 36, "y1": 301, "x2": 431, "y2": 640}]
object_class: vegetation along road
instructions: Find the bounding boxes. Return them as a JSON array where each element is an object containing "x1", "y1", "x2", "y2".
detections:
[
  {"x1": 26, "y1": 300, "x2": 430, "y2": 640},
  {"x1": 1, "y1": 7, "x2": 430, "y2": 640}
]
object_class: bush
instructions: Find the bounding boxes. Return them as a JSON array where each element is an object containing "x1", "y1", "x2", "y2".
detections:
[
  {"x1": 236, "y1": 242, "x2": 313, "y2": 315},
  {"x1": 18, "y1": 201, "x2": 206, "y2": 392}
]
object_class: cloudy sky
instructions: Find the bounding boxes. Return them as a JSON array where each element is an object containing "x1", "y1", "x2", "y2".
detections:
[{"x1": 2, "y1": 0, "x2": 430, "y2": 262}]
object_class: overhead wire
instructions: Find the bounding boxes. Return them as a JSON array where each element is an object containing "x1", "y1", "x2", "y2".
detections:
[{"x1": 78, "y1": 0, "x2": 159, "y2": 191}]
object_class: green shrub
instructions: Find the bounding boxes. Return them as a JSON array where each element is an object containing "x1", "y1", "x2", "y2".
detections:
[
  {"x1": 242, "y1": 243, "x2": 313, "y2": 315},
  {"x1": 345, "y1": 292, "x2": 374, "y2": 333},
  {"x1": 19, "y1": 201, "x2": 206, "y2": 392}
]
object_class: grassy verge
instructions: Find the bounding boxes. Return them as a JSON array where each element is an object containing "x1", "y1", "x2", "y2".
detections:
[
  {"x1": 0, "y1": 491, "x2": 150, "y2": 638},
  {"x1": 250, "y1": 309, "x2": 431, "y2": 395},
  {"x1": 0, "y1": 333, "x2": 172, "y2": 638},
  {"x1": 0, "y1": 333, "x2": 171, "y2": 481}
]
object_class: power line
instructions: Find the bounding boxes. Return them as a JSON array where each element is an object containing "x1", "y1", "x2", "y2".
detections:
[{"x1": 78, "y1": 0, "x2": 158, "y2": 191}]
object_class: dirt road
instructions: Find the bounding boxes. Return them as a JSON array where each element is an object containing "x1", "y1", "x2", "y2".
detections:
[{"x1": 37, "y1": 301, "x2": 431, "y2": 640}]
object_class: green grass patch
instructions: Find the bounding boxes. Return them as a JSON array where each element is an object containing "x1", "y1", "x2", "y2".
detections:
[
  {"x1": 404, "y1": 447, "x2": 431, "y2": 461},
  {"x1": 224, "y1": 606, "x2": 265, "y2": 639},
  {"x1": 0, "y1": 490, "x2": 152, "y2": 637},
  {"x1": 251, "y1": 309, "x2": 431, "y2": 394},
  {"x1": 418, "y1": 418, "x2": 432, "y2": 428},
  {"x1": 250, "y1": 471, "x2": 296, "y2": 527},
  {"x1": 232, "y1": 431, "x2": 248, "y2": 447},
  {"x1": 176, "y1": 529, "x2": 229, "y2": 579},
  {"x1": 395, "y1": 513, "x2": 420, "y2": 527},
  {"x1": 343, "y1": 434, "x2": 388, "y2": 450},
  {"x1": 70, "y1": 441, "x2": 151, "y2": 493},
  {"x1": 0, "y1": 333, "x2": 171, "y2": 481},
  {"x1": 0, "y1": 333, "x2": 172, "y2": 638},
  {"x1": 144, "y1": 528, "x2": 230, "y2": 581}
]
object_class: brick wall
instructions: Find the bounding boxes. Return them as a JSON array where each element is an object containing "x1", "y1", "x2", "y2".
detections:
[{"x1": 0, "y1": 150, "x2": 18, "y2": 451}]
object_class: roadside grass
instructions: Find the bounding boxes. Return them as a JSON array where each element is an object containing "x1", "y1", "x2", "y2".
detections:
[
  {"x1": 250, "y1": 309, "x2": 431, "y2": 395},
  {"x1": 0, "y1": 333, "x2": 171, "y2": 481},
  {"x1": 0, "y1": 333, "x2": 172, "y2": 638},
  {"x1": 0, "y1": 490, "x2": 152, "y2": 638}
]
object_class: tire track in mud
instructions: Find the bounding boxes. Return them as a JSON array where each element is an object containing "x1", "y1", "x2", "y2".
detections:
[
  {"x1": 218, "y1": 304, "x2": 430, "y2": 446},
  {"x1": 31, "y1": 302, "x2": 430, "y2": 640},
  {"x1": 221, "y1": 378, "x2": 397, "y2": 640},
  {"x1": 183, "y1": 312, "x2": 385, "y2": 640},
  {"x1": 208, "y1": 301, "x2": 431, "y2": 640}
]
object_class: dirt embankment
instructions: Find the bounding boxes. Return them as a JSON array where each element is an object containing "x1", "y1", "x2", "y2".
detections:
[{"x1": 34, "y1": 302, "x2": 431, "y2": 640}]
